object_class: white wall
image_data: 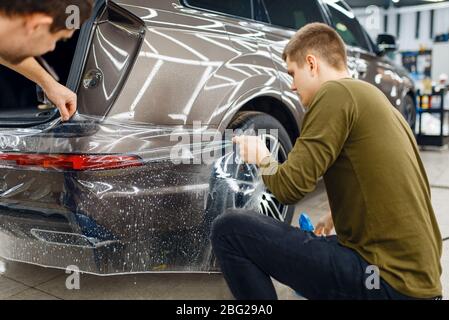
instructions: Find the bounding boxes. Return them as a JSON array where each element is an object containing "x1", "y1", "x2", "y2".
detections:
[
  {"x1": 354, "y1": 3, "x2": 449, "y2": 52},
  {"x1": 434, "y1": 7, "x2": 449, "y2": 35},
  {"x1": 432, "y1": 42, "x2": 449, "y2": 82}
]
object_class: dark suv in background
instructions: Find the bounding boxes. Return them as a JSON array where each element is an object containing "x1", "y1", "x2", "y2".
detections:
[{"x1": 0, "y1": 0, "x2": 415, "y2": 274}]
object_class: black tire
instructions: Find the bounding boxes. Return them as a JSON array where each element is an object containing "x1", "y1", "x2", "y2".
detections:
[{"x1": 400, "y1": 95, "x2": 416, "y2": 129}]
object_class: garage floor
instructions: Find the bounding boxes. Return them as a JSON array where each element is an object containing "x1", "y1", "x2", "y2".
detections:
[{"x1": 1, "y1": 148, "x2": 448, "y2": 300}]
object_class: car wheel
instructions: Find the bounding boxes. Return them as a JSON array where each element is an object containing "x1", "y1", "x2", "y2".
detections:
[
  {"x1": 400, "y1": 95, "x2": 416, "y2": 128},
  {"x1": 201, "y1": 112, "x2": 296, "y2": 270},
  {"x1": 228, "y1": 112, "x2": 295, "y2": 224},
  {"x1": 206, "y1": 111, "x2": 295, "y2": 224}
]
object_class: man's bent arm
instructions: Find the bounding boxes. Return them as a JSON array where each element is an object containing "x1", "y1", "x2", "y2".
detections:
[
  {"x1": 0, "y1": 56, "x2": 55, "y2": 89},
  {"x1": 261, "y1": 82, "x2": 358, "y2": 205},
  {"x1": 0, "y1": 57, "x2": 77, "y2": 121}
]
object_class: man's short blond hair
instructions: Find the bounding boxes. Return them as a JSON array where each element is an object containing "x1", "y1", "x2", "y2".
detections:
[{"x1": 282, "y1": 23, "x2": 348, "y2": 71}]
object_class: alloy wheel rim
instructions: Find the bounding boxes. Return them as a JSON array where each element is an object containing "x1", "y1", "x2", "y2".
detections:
[{"x1": 230, "y1": 133, "x2": 289, "y2": 222}]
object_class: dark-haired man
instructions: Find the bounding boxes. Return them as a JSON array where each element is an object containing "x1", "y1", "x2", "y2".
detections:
[
  {"x1": 212, "y1": 23, "x2": 442, "y2": 300},
  {"x1": 0, "y1": 0, "x2": 93, "y2": 121}
]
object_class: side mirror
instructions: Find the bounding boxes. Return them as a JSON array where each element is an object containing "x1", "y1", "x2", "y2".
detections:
[{"x1": 376, "y1": 34, "x2": 397, "y2": 55}]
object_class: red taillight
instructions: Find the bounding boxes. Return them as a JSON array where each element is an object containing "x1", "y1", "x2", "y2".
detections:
[{"x1": 0, "y1": 153, "x2": 143, "y2": 171}]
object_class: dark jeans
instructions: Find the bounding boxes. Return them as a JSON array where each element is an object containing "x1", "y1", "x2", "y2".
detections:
[{"x1": 210, "y1": 209, "x2": 423, "y2": 300}]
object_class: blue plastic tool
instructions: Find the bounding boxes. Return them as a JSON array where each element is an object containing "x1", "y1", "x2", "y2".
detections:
[{"x1": 299, "y1": 212, "x2": 314, "y2": 232}]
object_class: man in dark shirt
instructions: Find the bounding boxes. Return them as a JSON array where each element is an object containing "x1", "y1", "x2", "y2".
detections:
[{"x1": 0, "y1": 0, "x2": 93, "y2": 121}]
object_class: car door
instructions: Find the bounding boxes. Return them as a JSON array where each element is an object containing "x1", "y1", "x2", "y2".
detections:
[
  {"x1": 252, "y1": 0, "x2": 329, "y2": 117},
  {"x1": 322, "y1": 0, "x2": 403, "y2": 108},
  {"x1": 323, "y1": 1, "x2": 372, "y2": 79}
]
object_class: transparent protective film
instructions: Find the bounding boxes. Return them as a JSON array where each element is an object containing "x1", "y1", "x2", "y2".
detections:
[{"x1": 0, "y1": 115, "x2": 281, "y2": 274}]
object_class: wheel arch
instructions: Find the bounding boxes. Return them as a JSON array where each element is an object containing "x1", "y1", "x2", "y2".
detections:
[{"x1": 221, "y1": 95, "x2": 301, "y2": 144}]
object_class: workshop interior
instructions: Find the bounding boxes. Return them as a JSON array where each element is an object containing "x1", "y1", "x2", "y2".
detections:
[{"x1": 0, "y1": 0, "x2": 448, "y2": 302}]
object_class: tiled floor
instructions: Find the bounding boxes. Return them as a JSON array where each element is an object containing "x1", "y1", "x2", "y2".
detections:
[{"x1": 0, "y1": 149, "x2": 448, "y2": 300}]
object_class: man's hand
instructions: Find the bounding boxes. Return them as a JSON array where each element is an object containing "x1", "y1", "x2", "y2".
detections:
[
  {"x1": 315, "y1": 212, "x2": 334, "y2": 236},
  {"x1": 232, "y1": 135, "x2": 272, "y2": 166},
  {"x1": 43, "y1": 80, "x2": 77, "y2": 122}
]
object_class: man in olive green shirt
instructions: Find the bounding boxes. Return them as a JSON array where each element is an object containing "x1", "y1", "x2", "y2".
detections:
[{"x1": 211, "y1": 23, "x2": 442, "y2": 300}]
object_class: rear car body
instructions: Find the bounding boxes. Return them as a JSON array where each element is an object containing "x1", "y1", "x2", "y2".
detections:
[{"x1": 0, "y1": 0, "x2": 415, "y2": 274}]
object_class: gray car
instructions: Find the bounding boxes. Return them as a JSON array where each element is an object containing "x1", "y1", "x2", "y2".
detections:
[{"x1": 0, "y1": 0, "x2": 415, "y2": 274}]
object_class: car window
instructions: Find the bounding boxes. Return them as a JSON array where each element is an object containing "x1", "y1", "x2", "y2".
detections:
[
  {"x1": 260, "y1": 0, "x2": 324, "y2": 30},
  {"x1": 253, "y1": 0, "x2": 269, "y2": 23},
  {"x1": 184, "y1": 0, "x2": 253, "y2": 19},
  {"x1": 324, "y1": 0, "x2": 370, "y2": 51}
]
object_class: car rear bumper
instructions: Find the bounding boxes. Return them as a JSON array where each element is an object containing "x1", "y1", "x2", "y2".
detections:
[{"x1": 0, "y1": 161, "x2": 219, "y2": 274}]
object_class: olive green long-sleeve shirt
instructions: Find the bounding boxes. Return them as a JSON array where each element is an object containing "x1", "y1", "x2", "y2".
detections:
[{"x1": 261, "y1": 78, "x2": 442, "y2": 298}]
